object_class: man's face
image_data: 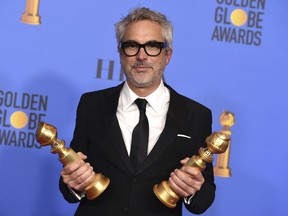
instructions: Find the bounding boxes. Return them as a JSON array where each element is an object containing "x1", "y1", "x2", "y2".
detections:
[{"x1": 119, "y1": 20, "x2": 172, "y2": 94}]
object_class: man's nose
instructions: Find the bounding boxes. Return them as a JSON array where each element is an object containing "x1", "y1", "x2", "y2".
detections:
[{"x1": 136, "y1": 47, "x2": 148, "y2": 59}]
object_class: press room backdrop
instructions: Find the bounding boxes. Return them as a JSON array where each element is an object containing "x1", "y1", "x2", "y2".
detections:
[{"x1": 0, "y1": 0, "x2": 287, "y2": 216}]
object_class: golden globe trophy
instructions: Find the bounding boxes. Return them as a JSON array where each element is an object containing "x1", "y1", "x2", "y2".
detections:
[
  {"x1": 35, "y1": 121, "x2": 110, "y2": 200},
  {"x1": 213, "y1": 111, "x2": 235, "y2": 177},
  {"x1": 21, "y1": 0, "x2": 41, "y2": 25},
  {"x1": 153, "y1": 131, "x2": 230, "y2": 208}
]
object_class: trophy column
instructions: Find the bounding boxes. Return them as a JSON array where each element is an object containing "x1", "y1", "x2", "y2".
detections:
[
  {"x1": 213, "y1": 111, "x2": 235, "y2": 177},
  {"x1": 35, "y1": 121, "x2": 110, "y2": 200},
  {"x1": 21, "y1": 0, "x2": 41, "y2": 25}
]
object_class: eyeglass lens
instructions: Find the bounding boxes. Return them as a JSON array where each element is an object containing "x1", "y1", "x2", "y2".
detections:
[{"x1": 121, "y1": 41, "x2": 166, "y2": 57}]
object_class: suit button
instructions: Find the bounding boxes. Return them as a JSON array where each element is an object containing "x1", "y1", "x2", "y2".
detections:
[{"x1": 132, "y1": 178, "x2": 137, "y2": 183}]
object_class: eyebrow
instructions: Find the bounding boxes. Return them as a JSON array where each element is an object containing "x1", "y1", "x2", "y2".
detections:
[{"x1": 121, "y1": 40, "x2": 163, "y2": 44}]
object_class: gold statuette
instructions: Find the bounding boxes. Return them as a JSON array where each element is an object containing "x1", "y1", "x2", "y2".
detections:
[
  {"x1": 21, "y1": 0, "x2": 41, "y2": 25},
  {"x1": 35, "y1": 121, "x2": 110, "y2": 200},
  {"x1": 213, "y1": 111, "x2": 235, "y2": 177},
  {"x1": 153, "y1": 132, "x2": 230, "y2": 208}
]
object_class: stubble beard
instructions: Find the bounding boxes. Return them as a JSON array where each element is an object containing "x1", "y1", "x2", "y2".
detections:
[{"x1": 126, "y1": 67, "x2": 163, "y2": 89}]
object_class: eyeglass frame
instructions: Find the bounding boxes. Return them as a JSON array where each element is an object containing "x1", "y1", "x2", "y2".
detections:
[{"x1": 120, "y1": 41, "x2": 168, "y2": 57}]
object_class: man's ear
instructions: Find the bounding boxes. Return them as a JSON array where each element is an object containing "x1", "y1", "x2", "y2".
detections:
[{"x1": 165, "y1": 48, "x2": 173, "y2": 65}]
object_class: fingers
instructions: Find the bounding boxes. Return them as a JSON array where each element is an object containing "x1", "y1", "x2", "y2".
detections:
[
  {"x1": 67, "y1": 164, "x2": 95, "y2": 191},
  {"x1": 61, "y1": 153, "x2": 95, "y2": 192},
  {"x1": 169, "y1": 166, "x2": 204, "y2": 198},
  {"x1": 180, "y1": 157, "x2": 190, "y2": 165},
  {"x1": 77, "y1": 152, "x2": 88, "y2": 160},
  {"x1": 181, "y1": 166, "x2": 204, "y2": 183}
]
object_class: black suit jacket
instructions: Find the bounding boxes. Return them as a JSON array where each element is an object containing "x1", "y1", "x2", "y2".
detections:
[{"x1": 59, "y1": 83, "x2": 215, "y2": 216}]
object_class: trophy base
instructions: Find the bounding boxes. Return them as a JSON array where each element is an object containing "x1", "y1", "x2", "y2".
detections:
[
  {"x1": 85, "y1": 173, "x2": 110, "y2": 200},
  {"x1": 213, "y1": 167, "x2": 231, "y2": 177},
  {"x1": 153, "y1": 181, "x2": 179, "y2": 208},
  {"x1": 21, "y1": 14, "x2": 41, "y2": 25}
]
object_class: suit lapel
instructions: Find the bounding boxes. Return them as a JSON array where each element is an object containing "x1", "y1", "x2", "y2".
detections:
[
  {"x1": 99, "y1": 83, "x2": 190, "y2": 175},
  {"x1": 136, "y1": 86, "x2": 189, "y2": 174},
  {"x1": 100, "y1": 83, "x2": 135, "y2": 174}
]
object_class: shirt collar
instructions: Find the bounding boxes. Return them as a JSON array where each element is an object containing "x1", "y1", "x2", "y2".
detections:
[{"x1": 120, "y1": 80, "x2": 170, "y2": 113}]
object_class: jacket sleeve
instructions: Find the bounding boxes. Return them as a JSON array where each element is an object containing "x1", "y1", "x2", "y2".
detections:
[
  {"x1": 58, "y1": 94, "x2": 88, "y2": 203},
  {"x1": 59, "y1": 176, "x2": 83, "y2": 203},
  {"x1": 184, "y1": 109, "x2": 216, "y2": 214}
]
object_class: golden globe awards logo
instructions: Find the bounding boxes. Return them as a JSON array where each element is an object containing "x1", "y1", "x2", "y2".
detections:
[
  {"x1": 211, "y1": 0, "x2": 266, "y2": 46},
  {"x1": 0, "y1": 90, "x2": 48, "y2": 149}
]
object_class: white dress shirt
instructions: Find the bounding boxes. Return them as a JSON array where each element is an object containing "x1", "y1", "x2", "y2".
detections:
[{"x1": 116, "y1": 80, "x2": 170, "y2": 156}]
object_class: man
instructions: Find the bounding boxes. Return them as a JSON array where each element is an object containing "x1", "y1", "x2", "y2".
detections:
[{"x1": 59, "y1": 7, "x2": 215, "y2": 216}]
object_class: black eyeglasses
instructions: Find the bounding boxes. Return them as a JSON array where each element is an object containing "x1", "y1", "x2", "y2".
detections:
[{"x1": 120, "y1": 41, "x2": 167, "y2": 57}]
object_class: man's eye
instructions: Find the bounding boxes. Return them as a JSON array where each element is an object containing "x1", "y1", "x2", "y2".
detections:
[
  {"x1": 146, "y1": 42, "x2": 161, "y2": 48},
  {"x1": 126, "y1": 43, "x2": 138, "y2": 48}
]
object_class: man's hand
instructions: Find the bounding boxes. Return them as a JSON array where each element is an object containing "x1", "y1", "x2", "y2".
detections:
[
  {"x1": 61, "y1": 152, "x2": 95, "y2": 192},
  {"x1": 168, "y1": 157, "x2": 204, "y2": 198}
]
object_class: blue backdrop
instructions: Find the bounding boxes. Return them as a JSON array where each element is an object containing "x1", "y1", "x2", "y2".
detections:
[{"x1": 1, "y1": 0, "x2": 287, "y2": 216}]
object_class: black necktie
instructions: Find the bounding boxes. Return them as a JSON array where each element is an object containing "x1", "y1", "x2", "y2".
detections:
[{"x1": 130, "y1": 98, "x2": 149, "y2": 171}]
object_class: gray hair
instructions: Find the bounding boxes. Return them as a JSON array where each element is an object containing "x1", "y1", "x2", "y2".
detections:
[{"x1": 115, "y1": 7, "x2": 173, "y2": 49}]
